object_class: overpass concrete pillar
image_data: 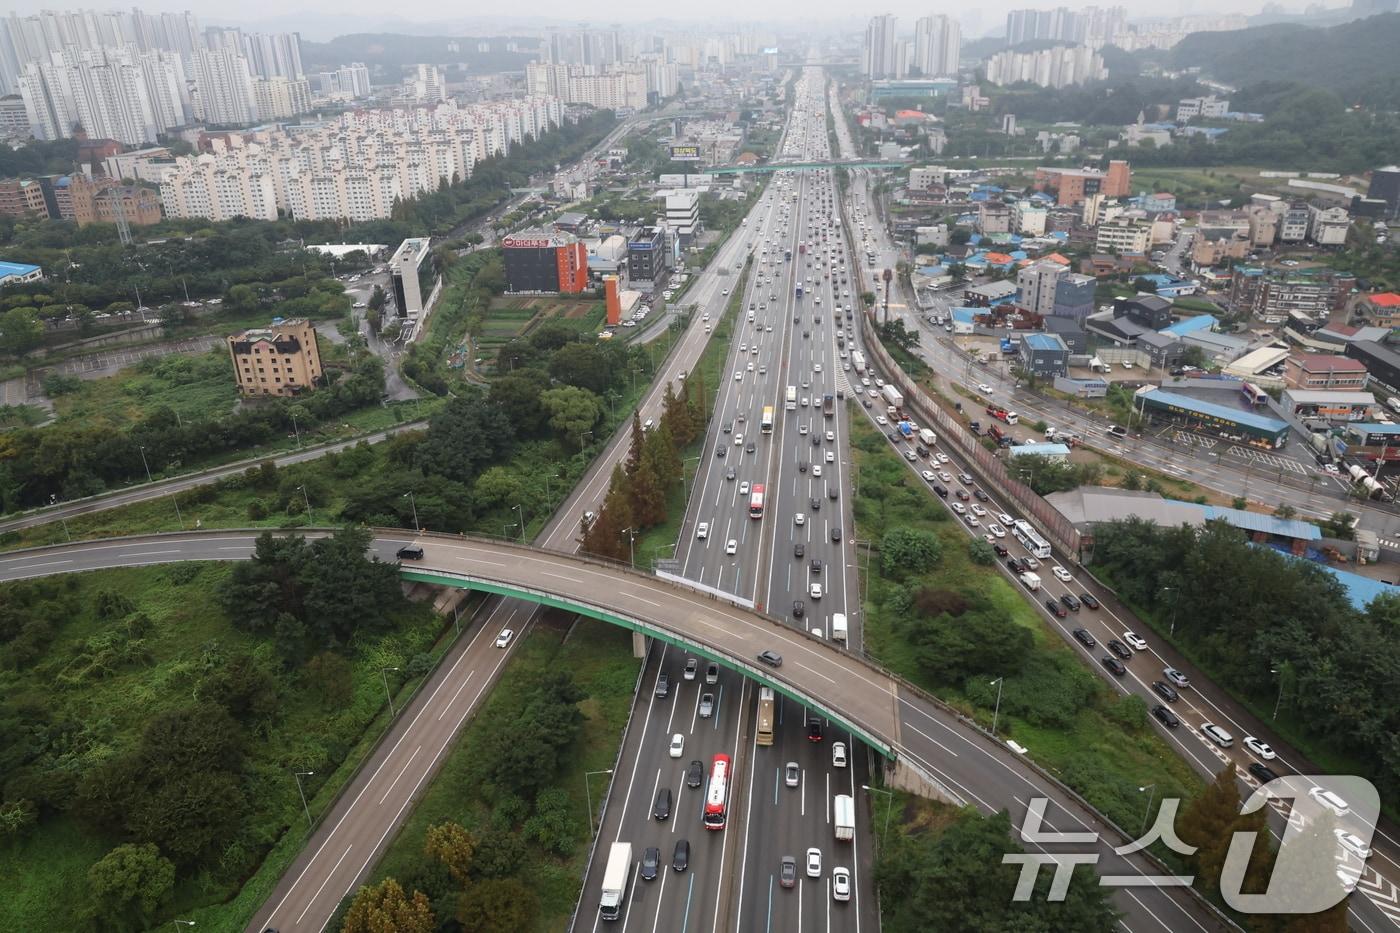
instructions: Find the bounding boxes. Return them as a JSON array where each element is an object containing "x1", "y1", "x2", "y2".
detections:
[
  {"x1": 631, "y1": 631, "x2": 648, "y2": 659},
  {"x1": 884, "y1": 758, "x2": 959, "y2": 805}
]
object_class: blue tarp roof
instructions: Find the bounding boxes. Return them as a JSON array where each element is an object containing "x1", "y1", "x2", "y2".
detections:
[
  {"x1": 1204, "y1": 505, "x2": 1322, "y2": 541},
  {"x1": 1161, "y1": 315, "x2": 1218, "y2": 336},
  {"x1": 1316, "y1": 564, "x2": 1395, "y2": 609},
  {"x1": 1008, "y1": 443, "x2": 1072, "y2": 457},
  {"x1": 951, "y1": 307, "x2": 979, "y2": 324},
  {"x1": 1024, "y1": 333, "x2": 1065, "y2": 350},
  {"x1": 1140, "y1": 389, "x2": 1290, "y2": 435},
  {"x1": 0, "y1": 261, "x2": 40, "y2": 277}
]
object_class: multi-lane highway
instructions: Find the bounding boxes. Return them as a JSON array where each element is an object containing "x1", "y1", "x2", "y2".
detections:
[{"x1": 573, "y1": 67, "x2": 878, "y2": 933}]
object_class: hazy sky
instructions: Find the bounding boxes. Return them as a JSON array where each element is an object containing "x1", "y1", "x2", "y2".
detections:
[{"x1": 7, "y1": 0, "x2": 1309, "y2": 41}]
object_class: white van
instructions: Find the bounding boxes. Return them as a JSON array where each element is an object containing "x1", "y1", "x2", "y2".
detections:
[
  {"x1": 831, "y1": 613, "x2": 848, "y2": 642},
  {"x1": 1201, "y1": 722, "x2": 1234, "y2": 748},
  {"x1": 643, "y1": 418, "x2": 655, "y2": 432}
]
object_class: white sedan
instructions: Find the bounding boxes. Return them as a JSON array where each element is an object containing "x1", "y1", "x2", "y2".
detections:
[
  {"x1": 977, "y1": 383, "x2": 994, "y2": 394},
  {"x1": 998, "y1": 513, "x2": 1014, "y2": 526},
  {"x1": 987, "y1": 523, "x2": 1006, "y2": 538},
  {"x1": 725, "y1": 539, "x2": 738, "y2": 555},
  {"x1": 495, "y1": 629, "x2": 515, "y2": 648},
  {"x1": 696, "y1": 522, "x2": 709, "y2": 540},
  {"x1": 669, "y1": 733, "x2": 685, "y2": 758},
  {"x1": 806, "y1": 847, "x2": 822, "y2": 878},
  {"x1": 921, "y1": 470, "x2": 938, "y2": 483},
  {"x1": 1243, "y1": 736, "x2": 1276, "y2": 760},
  {"x1": 1052, "y1": 566, "x2": 1074, "y2": 583},
  {"x1": 936, "y1": 453, "x2": 950, "y2": 464},
  {"x1": 938, "y1": 471, "x2": 953, "y2": 483},
  {"x1": 740, "y1": 481, "x2": 751, "y2": 495},
  {"x1": 876, "y1": 416, "x2": 888, "y2": 425}
]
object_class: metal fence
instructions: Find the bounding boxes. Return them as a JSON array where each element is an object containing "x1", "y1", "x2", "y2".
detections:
[{"x1": 857, "y1": 312, "x2": 1084, "y2": 560}]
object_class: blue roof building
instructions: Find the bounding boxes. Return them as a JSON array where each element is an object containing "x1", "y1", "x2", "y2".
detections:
[
  {"x1": 1138, "y1": 388, "x2": 1291, "y2": 446},
  {"x1": 1161, "y1": 314, "x2": 1218, "y2": 337},
  {"x1": 0, "y1": 261, "x2": 43, "y2": 287},
  {"x1": 1008, "y1": 442, "x2": 1072, "y2": 459}
]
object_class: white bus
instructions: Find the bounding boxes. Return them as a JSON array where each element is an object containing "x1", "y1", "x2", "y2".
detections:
[
  {"x1": 785, "y1": 385, "x2": 797, "y2": 410},
  {"x1": 851, "y1": 351, "x2": 866, "y2": 374},
  {"x1": 1012, "y1": 520, "x2": 1052, "y2": 559}
]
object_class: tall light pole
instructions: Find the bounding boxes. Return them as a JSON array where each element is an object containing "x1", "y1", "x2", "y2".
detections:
[
  {"x1": 138, "y1": 445, "x2": 153, "y2": 483},
  {"x1": 861, "y1": 783, "x2": 895, "y2": 846},
  {"x1": 403, "y1": 491, "x2": 420, "y2": 532},
  {"x1": 621, "y1": 527, "x2": 637, "y2": 568},
  {"x1": 380, "y1": 666, "x2": 400, "y2": 716},
  {"x1": 1138, "y1": 784, "x2": 1157, "y2": 837},
  {"x1": 290, "y1": 412, "x2": 302, "y2": 448},
  {"x1": 681, "y1": 455, "x2": 701, "y2": 501},
  {"x1": 49, "y1": 495, "x2": 71, "y2": 541},
  {"x1": 298, "y1": 484, "x2": 313, "y2": 523},
  {"x1": 513, "y1": 504, "x2": 526, "y2": 543},
  {"x1": 989, "y1": 676, "x2": 1005, "y2": 737},
  {"x1": 585, "y1": 768, "x2": 614, "y2": 832},
  {"x1": 1161, "y1": 585, "x2": 1178, "y2": 636},
  {"x1": 293, "y1": 770, "x2": 315, "y2": 829},
  {"x1": 1271, "y1": 665, "x2": 1285, "y2": 720}
]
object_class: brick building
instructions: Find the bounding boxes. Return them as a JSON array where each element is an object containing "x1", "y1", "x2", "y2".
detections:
[{"x1": 227, "y1": 318, "x2": 322, "y2": 398}]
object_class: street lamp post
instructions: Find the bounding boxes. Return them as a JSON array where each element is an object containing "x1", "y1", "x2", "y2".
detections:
[
  {"x1": 380, "y1": 666, "x2": 400, "y2": 717},
  {"x1": 293, "y1": 770, "x2": 315, "y2": 829},
  {"x1": 291, "y1": 412, "x2": 302, "y2": 448},
  {"x1": 585, "y1": 768, "x2": 615, "y2": 832},
  {"x1": 49, "y1": 495, "x2": 71, "y2": 541},
  {"x1": 403, "y1": 491, "x2": 420, "y2": 532},
  {"x1": 138, "y1": 445, "x2": 153, "y2": 483},
  {"x1": 681, "y1": 455, "x2": 701, "y2": 502},
  {"x1": 1138, "y1": 784, "x2": 1157, "y2": 837},
  {"x1": 1161, "y1": 586, "x2": 1179, "y2": 636},
  {"x1": 861, "y1": 783, "x2": 895, "y2": 846},
  {"x1": 298, "y1": 484, "x2": 313, "y2": 523},
  {"x1": 989, "y1": 676, "x2": 1004, "y2": 737},
  {"x1": 621, "y1": 527, "x2": 637, "y2": 568},
  {"x1": 1271, "y1": 665, "x2": 1285, "y2": 720},
  {"x1": 513, "y1": 504, "x2": 526, "y2": 543}
]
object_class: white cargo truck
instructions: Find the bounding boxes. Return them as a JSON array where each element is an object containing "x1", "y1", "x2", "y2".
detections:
[
  {"x1": 831, "y1": 612, "x2": 848, "y2": 642},
  {"x1": 834, "y1": 794, "x2": 855, "y2": 841},
  {"x1": 599, "y1": 841, "x2": 632, "y2": 921},
  {"x1": 1019, "y1": 572, "x2": 1041, "y2": 591},
  {"x1": 918, "y1": 428, "x2": 937, "y2": 446}
]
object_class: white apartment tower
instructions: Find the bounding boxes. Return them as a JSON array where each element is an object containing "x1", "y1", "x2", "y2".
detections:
[
  {"x1": 913, "y1": 15, "x2": 960, "y2": 77},
  {"x1": 190, "y1": 47, "x2": 255, "y2": 124},
  {"x1": 863, "y1": 15, "x2": 898, "y2": 79}
]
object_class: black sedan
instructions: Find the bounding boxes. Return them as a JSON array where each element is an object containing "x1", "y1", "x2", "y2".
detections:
[
  {"x1": 1152, "y1": 681, "x2": 1179, "y2": 703},
  {"x1": 1044, "y1": 598, "x2": 1068, "y2": 619},
  {"x1": 1106, "y1": 639, "x2": 1133, "y2": 660},
  {"x1": 642, "y1": 846, "x2": 660, "y2": 881},
  {"x1": 1080, "y1": 592, "x2": 1100, "y2": 610},
  {"x1": 1101, "y1": 656, "x2": 1127, "y2": 677},
  {"x1": 1152, "y1": 705, "x2": 1180, "y2": 728},
  {"x1": 1072, "y1": 628, "x2": 1097, "y2": 649},
  {"x1": 1060, "y1": 593, "x2": 1081, "y2": 612}
]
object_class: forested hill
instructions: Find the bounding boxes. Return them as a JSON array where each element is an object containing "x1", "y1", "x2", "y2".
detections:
[{"x1": 1165, "y1": 13, "x2": 1400, "y2": 106}]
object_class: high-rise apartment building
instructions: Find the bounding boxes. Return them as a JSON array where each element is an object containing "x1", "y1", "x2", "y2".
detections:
[
  {"x1": 159, "y1": 97, "x2": 563, "y2": 223},
  {"x1": 913, "y1": 15, "x2": 960, "y2": 77},
  {"x1": 863, "y1": 15, "x2": 898, "y2": 79},
  {"x1": 190, "y1": 47, "x2": 255, "y2": 125},
  {"x1": 984, "y1": 45, "x2": 1105, "y2": 88},
  {"x1": 18, "y1": 46, "x2": 187, "y2": 145}
]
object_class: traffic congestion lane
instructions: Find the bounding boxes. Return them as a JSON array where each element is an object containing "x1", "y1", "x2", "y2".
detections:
[{"x1": 847, "y1": 339, "x2": 1400, "y2": 931}]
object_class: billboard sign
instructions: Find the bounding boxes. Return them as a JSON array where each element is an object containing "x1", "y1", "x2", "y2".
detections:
[{"x1": 669, "y1": 145, "x2": 701, "y2": 162}]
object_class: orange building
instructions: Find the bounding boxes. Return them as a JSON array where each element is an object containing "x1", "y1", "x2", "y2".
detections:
[
  {"x1": 1034, "y1": 160, "x2": 1131, "y2": 206},
  {"x1": 604, "y1": 276, "x2": 621, "y2": 325}
]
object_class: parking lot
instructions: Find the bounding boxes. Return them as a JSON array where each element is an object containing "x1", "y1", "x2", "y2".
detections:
[{"x1": 1223, "y1": 444, "x2": 1313, "y2": 476}]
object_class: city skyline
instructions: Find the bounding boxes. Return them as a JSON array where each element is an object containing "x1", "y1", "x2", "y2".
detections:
[{"x1": 0, "y1": 0, "x2": 1352, "y2": 40}]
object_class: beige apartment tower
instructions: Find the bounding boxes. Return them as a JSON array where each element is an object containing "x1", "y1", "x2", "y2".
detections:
[{"x1": 227, "y1": 318, "x2": 322, "y2": 397}]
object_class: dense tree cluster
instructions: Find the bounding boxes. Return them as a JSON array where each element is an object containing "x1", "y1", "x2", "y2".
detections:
[
  {"x1": 580, "y1": 381, "x2": 704, "y2": 563},
  {"x1": 876, "y1": 808, "x2": 1121, "y2": 932},
  {"x1": 1092, "y1": 518, "x2": 1400, "y2": 804},
  {"x1": 219, "y1": 527, "x2": 407, "y2": 662},
  {"x1": 0, "y1": 354, "x2": 385, "y2": 513}
]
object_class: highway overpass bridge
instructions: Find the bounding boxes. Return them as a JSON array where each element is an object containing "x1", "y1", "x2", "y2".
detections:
[
  {"x1": 709, "y1": 159, "x2": 905, "y2": 175},
  {"x1": 0, "y1": 529, "x2": 1231, "y2": 932}
]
